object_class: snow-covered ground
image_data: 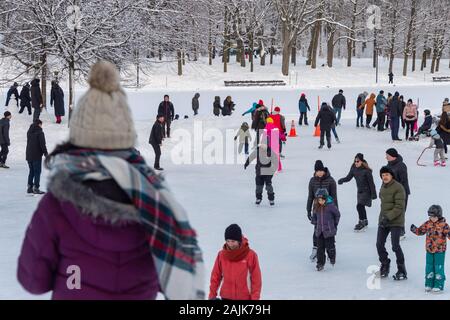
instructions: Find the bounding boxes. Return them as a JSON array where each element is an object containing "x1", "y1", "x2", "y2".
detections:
[{"x1": 1, "y1": 57, "x2": 450, "y2": 300}]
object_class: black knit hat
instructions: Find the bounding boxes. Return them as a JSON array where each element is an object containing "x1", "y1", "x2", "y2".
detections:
[
  {"x1": 428, "y1": 205, "x2": 443, "y2": 218},
  {"x1": 4, "y1": 111, "x2": 11, "y2": 118},
  {"x1": 386, "y1": 148, "x2": 399, "y2": 158},
  {"x1": 225, "y1": 224, "x2": 242, "y2": 242},
  {"x1": 355, "y1": 153, "x2": 365, "y2": 162},
  {"x1": 314, "y1": 160, "x2": 325, "y2": 172},
  {"x1": 380, "y1": 166, "x2": 395, "y2": 178},
  {"x1": 424, "y1": 109, "x2": 431, "y2": 116}
]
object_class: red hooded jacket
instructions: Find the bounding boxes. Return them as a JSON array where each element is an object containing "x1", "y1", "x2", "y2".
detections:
[{"x1": 209, "y1": 237, "x2": 262, "y2": 300}]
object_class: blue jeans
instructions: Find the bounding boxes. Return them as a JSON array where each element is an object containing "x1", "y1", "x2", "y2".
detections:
[
  {"x1": 390, "y1": 116, "x2": 400, "y2": 140},
  {"x1": 356, "y1": 109, "x2": 364, "y2": 127},
  {"x1": 27, "y1": 159, "x2": 42, "y2": 188},
  {"x1": 333, "y1": 108, "x2": 342, "y2": 125}
]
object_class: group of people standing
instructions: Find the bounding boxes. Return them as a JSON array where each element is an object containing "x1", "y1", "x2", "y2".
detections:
[{"x1": 4, "y1": 80, "x2": 65, "y2": 123}]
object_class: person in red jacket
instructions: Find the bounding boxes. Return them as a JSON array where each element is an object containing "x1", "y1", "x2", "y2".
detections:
[{"x1": 209, "y1": 224, "x2": 262, "y2": 300}]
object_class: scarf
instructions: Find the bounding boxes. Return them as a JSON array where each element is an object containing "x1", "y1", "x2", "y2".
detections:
[
  {"x1": 222, "y1": 241, "x2": 250, "y2": 262},
  {"x1": 48, "y1": 148, "x2": 205, "y2": 300}
]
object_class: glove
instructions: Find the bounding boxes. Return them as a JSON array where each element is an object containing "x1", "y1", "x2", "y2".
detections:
[
  {"x1": 244, "y1": 163, "x2": 248, "y2": 170},
  {"x1": 372, "y1": 194, "x2": 377, "y2": 200},
  {"x1": 380, "y1": 217, "x2": 389, "y2": 228},
  {"x1": 234, "y1": 136, "x2": 237, "y2": 141},
  {"x1": 338, "y1": 179, "x2": 344, "y2": 185},
  {"x1": 307, "y1": 211, "x2": 312, "y2": 222},
  {"x1": 410, "y1": 224, "x2": 418, "y2": 233}
]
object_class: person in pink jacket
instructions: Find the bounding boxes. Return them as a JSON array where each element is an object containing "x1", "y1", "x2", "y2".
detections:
[
  {"x1": 264, "y1": 117, "x2": 282, "y2": 171},
  {"x1": 403, "y1": 99, "x2": 418, "y2": 141}
]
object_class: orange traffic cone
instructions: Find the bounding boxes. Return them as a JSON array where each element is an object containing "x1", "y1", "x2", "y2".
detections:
[
  {"x1": 289, "y1": 120, "x2": 298, "y2": 137},
  {"x1": 314, "y1": 125, "x2": 321, "y2": 137}
]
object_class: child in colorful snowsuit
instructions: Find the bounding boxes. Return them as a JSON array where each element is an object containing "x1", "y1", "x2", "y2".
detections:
[
  {"x1": 429, "y1": 129, "x2": 446, "y2": 167},
  {"x1": 234, "y1": 122, "x2": 252, "y2": 155},
  {"x1": 411, "y1": 205, "x2": 450, "y2": 293},
  {"x1": 311, "y1": 188, "x2": 341, "y2": 271}
]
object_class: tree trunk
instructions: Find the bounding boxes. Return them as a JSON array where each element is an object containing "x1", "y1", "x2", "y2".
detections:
[
  {"x1": 223, "y1": 7, "x2": 229, "y2": 73},
  {"x1": 311, "y1": 16, "x2": 321, "y2": 69},
  {"x1": 158, "y1": 47, "x2": 162, "y2": 61},
  {"x1": 306, "y1": 27, "x2": 314, "y2": 66},
  {"x1": 326, "y1": 25, "x2": 335, "y2": 68},
  {"x1": 291, "y1": 38, "x2": 297, "y2": 66},
  {"x1": 270, "y1": 44, "x2": 274, "y2": 65},
  {"x1": 281, "y1": 22, "x2": 291, "y2": 76},
  {"x1": 347, "y1": 36, "x2": 352, "y2": 67},
  {"x1": 403, "y1": 0, "x2": 416, "y2": 77},
  {"x1": 421, "y1": 50, "x2": 427, "y2": 70},
  {"x1": 40, "y1": 51, "x2": 47, "y2": 108},
  {"x1": 249, "y1": 32, "x2": 254, "y2": 73},
  {"x1": 373, "y1": 30, "x2": 377, "y2": 68},
  {"x1": 177, "y1": 49, "x2": 183, "y2": 76}
]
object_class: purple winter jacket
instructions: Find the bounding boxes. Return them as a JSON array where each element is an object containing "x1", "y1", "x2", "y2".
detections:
[
  {"x1": 312, "y1": 198, "x2": 341, "y2": 239},
  {"x1": 17, "y1": 171, "x2": 160, "y2": 300}
]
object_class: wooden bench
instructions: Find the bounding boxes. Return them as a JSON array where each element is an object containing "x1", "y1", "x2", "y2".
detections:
[
  {"x1": 432, "y1": 76, "x2": 450, "y2": 82},
  {"x1": 224, "y1": 80, "x2": 286, "y2": 87}
]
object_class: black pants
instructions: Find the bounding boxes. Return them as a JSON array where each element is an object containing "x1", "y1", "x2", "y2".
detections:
[
  {"x1": 320, "y1": 129, "x2": 331, "y2": 147},
  {"x1": 19, "y1": 104, "x2": 32, "y2": 115},
  {"x1": 163, "y1": 119, "x2": 172, "y2": 138},
  {"x1": 299, "y1": 112, "x2": 308, "y2": 125},
  {"x1": 255, "y1": 175, "x2": 274, "y2": 200},
  {"x1": 0, "y1": 144, "x2": 9, "y2": 164},
  {"x1": 317, "y1": 234, "x2": 336, "y2": 266},
  {"x1": 27, "y1": 160, "x2": 42, "y2": 188},
  {"x1": 5, "y1": 94, "x2": 18, "y2": 107},
  {"x1": 405, "y1": 120, "x2": 415, "y2": 140},
  {"x1": 376, "y1": 226, "x2": 405, "y2": 266},
  {"x1": 357, "y1": 204, "x2": 367, "y2": 220},
  {"x1": 366, "y1": 114, "x2": 373, "y2": 127},
  {"x1": 151, "y1": 143, "x2": 161, "y2": 168},
  {"x1": 33, "y1": 107, "x2": 41, "y2": 121},
  {"x1": 376, "y1": 112, "x2": 385, "y2": 131}
]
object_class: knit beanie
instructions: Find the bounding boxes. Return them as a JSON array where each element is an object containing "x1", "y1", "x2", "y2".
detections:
[
  {"x1": 355, "y1": 153, "x2": 365, "y2": 162},
  {"x1": 380, "y1": 166, "x2": 395, "y2": 178},
  {"x1": 225, "y1": 224, "x2": 242, "y2": 242},
  {"x1": 258, "y1": 99, "x2": 264, "y2": 106},
  {"x1": 69, "y1": 61, "x2": 136, "y2": 149},
  {"x1": 314, "y1": 160, "x2": 325, "y2": 172},
  {"x1": 386, "y1": 148, "x2": 399, "y2": 158},
  {"x1": 274, "y1": 107, "x2": 281, "y2": 112}
]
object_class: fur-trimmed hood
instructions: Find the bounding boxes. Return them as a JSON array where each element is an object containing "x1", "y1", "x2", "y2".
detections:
[{"x1": 47, "y1": 171, "x2": 140, "y2": 225}]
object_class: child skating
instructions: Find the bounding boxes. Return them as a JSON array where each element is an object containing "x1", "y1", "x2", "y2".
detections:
[
  {"x1": 234, "y1": 122, "x2": 252, "y2": 155},
  {"x1": 411, "y1": 205, "x2": 450, "y2": 293},
  {"x1": 429, "y1": 129, "x2": 446, "y2": 167},
  {"x1": 311, "y1": 188, "x2": 340, "y2": 271}
]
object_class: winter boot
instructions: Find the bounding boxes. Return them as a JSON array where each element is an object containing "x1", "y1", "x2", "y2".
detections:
[
  {"x1": 336, "y1": 138, "x2": 341, "y2": 144},
  {"x1": 435, "y1": 161, "x2": 440, "y2": 167},
  {"x1": 393, "y1": 264, "x2": 408, "y2": 280},
  {"x1": 318, "y1": 145, "x2": 324, "y2": 149},
  {"x1": 327, "y1": 142, "x2": 332, "y2": 149},
  {"x1": 310, "y1": 247, "x2": 318, "y2": 262},
  {"x1": 269, "y1": 200, "x2": 275, "y2": 206},
  {"x1": 255, "y1": 199, "x2": 262, "y2": 205},
  {"x1": 27, "y1": 185, "x2": 33, "y2": 194},
  {"x1": 441, "y1": 161, "x2": 447, "y2": 167},
  {"x1": 327, "y1": 248, "x2": 336, "y2": 266},
  {"x1": 32, "y1": 187, "x2": 45, "y2": 195},
  {"x1": 379, "y1": 259, "x2": 391, "y2": 278},
  {"x1": 432, "y1": 288, "x2": 444, "y2": 294},
  {"x1": 316, "y1": 264, "x2": 324, "y2": 272},
  {"x1": 354, "y1": 220, "x2": 367, "y2": 232},
  {"x1": 425, "y1": 287, "x2": 432, "y2": 293},
  {"x1": 363, "y1": 219, "x2": 369, "y2": 227}
]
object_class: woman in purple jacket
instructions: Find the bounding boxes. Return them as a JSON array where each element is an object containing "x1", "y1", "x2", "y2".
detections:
[{"x1": 17, "y1": 61, "x2": 204, "y2": 300}]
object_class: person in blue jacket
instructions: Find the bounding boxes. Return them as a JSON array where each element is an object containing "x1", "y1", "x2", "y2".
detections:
[
  {"x1": 242, "y1": 102, "x2": 258, "y2": 117},
  {"x1": 298, "y1": 93, "x2": 311, "y2": 126}
]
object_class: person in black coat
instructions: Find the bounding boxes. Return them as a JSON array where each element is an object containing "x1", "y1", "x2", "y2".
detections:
[
  {"x1": 26, "y1": 120, "x2": 48, "y2": 194},
  {"x1": 0, "y1": 111, "x2": 12, "y2": 168},
  {"x1": 437, "y1": 111, "x2": 450, "y2": 154},
  {"x1": 157, "y1": 95, "x2": 175, "y2": 138},
  {"x1": 331, "y1": 89, "x2": 346, "y2": 125},
  {"x1": 307, "y1": 160, "x2": 338, "y2": 262},
  {"x1": 338, "y1": 153, "x2": 377, "y2": 231},
  {"x1": 244, "y1": 140, "x2": 278, "y2": 206},
  {"x1": 388, "y1": 72, "x2": 394, "y2": 84},
  {"x1": 389, "y1": 92, "x2": 402, "y2": 141},
  {"x1": 149, "y1": 115, "x2": 165, "y2": 170},
  {"x1": 30, "y1": 79, "x2": 43, "y2": 121},
  {"x1": 386, "y1": 148, "x2": 410, "y2": 237},
  {"x1": 314, "y1": 103, "x2": 337, "y2": 149},
  {"x1": 213, "y1": 96, "x2": 222, "y2": 116},
  {"x1": 5, "y1": 82, "x2": 19, "y2": 107},
  {"x1": 222, "y1": 96, "x2": 235, "y2": 116},
  {"x1": 192, "y1": 93, "x2": 200, "y2": 116},
  {"x1": 19, "y1": 83, "x2": 32, "y2": 115},
  {"x1": 50, "y1": 81, "x2": 65, "y2": 124}
]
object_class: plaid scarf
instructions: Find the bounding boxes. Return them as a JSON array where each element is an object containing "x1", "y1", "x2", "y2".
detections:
[{"x1": 48, "y1": 148, "x2": 205, "y2": 300}]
